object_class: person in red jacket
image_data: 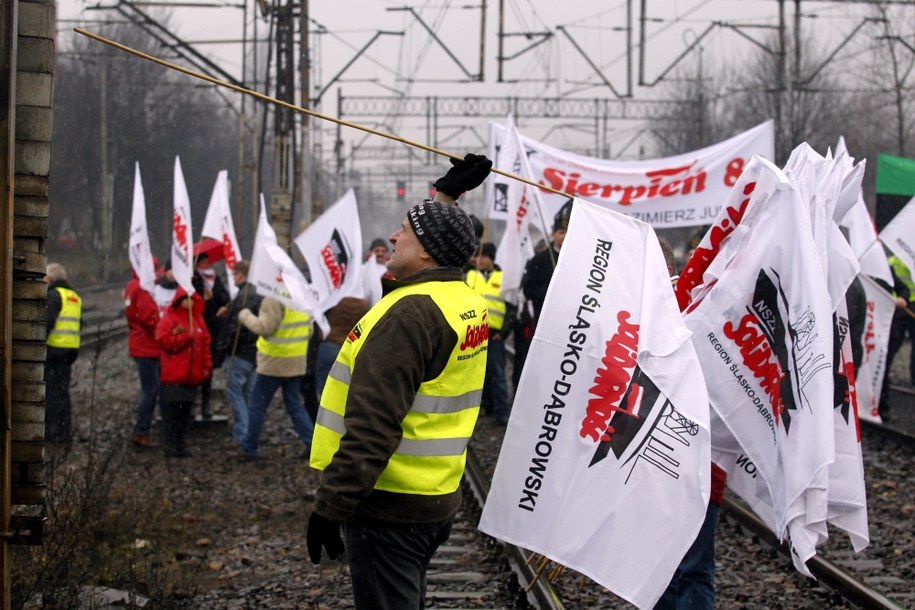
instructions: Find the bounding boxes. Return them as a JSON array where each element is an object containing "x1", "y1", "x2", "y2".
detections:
[
  {"x1": 124, "y1": 270, "x2": 162, "y2": 449},
  {"x1": 155, "y1": 289, "x2": 212, "y2": 458}
]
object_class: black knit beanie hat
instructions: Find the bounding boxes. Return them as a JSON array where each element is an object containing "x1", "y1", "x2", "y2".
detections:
[
  {"x1": 406, "y1": 200, "x2": 477, "y2": 268},
  {"x1": 553, "y1": 199, "x2": 573, "y2": 232}
]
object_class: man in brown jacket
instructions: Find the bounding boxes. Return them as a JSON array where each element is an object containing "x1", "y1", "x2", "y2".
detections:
[{"x1": 306, "y1": 154, "x2": 492, "y2": 610}]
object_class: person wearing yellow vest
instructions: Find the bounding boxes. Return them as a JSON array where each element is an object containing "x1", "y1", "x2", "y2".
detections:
[
  {"x1": 306, "y1": 153, "x2": 491, "y2": 610},
  {"x1": 233, "y1": 297, "x2": 315, "y2": 458},
  {"x1": 45, "y1": 263, "x2": 82, "y2": 443},
  {"x1": 887, "y1": 255, "x2": 915, "y2": 387},
  {"x1": 465, "y1": 241, "x2": 511, "y2": 425}
]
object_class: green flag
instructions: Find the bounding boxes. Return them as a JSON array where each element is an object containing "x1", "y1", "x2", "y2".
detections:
[{"x1": 876, "y1": 154, "x2": 915, "y2": 231}]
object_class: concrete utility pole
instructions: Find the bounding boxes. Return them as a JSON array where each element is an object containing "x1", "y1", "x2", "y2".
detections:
[
  {"x1": 99, "y1": 63, "x2": 113, "y2": 281},
  {"x1": 271, "y1": 0, "x2": 296, "y2": 247},
  {"x1": 299, "y1": 0, "x2": 316, "y2": 224}
]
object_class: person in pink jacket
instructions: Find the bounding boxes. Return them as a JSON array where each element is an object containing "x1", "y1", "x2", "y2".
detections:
[{"x1": 155, "y1": 289, "x2": 212, "y2": 457}]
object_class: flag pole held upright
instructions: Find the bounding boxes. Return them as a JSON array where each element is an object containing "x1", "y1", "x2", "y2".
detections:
[{"x1": 73, "y1": 28, "x2": 574, "y2": 201}]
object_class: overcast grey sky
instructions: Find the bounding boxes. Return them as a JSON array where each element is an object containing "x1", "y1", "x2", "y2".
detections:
[
  {"x1": 60, "y1": 1, "x2": 895, "y2": 143},
  {"x1": 57, "y1": 0, "x2": 906, "y2": 216}
]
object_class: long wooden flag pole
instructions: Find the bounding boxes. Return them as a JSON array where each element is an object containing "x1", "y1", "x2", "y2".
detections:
[{"x1": 74, "y1": 28, "x2": 574, "y2": 201}]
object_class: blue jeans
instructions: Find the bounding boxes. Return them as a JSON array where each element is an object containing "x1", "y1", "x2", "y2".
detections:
[
  {"x1": 241, "y1": 374, "x2": 314, "y2": 455},
  {"x1": 132, "y1": 357, "x2": 160, "y2": 435},
  {"x1": 483, "y1": 336, "x2": 510, "y2": 422},
  {"x1": 653, "y1": 501, "x2": 719, "y2": 610},
  {"x1": 315, "y1": 341, "x2": 342, "y2": 401},
  {"x1": 344, "y1": 519, "x2": 453, "y2": 610},
  {"x1": 223, "y1": 356, "x2": 257, "y2": 441}
]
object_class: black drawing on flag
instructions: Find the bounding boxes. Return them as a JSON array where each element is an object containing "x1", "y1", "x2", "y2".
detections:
[
  {"x1": 741, "y1": 269, "x2": 830, "y2": 433},
  {"x1": 320, "y1": 229, "x2": 352, "y2": 289},
  {"x1": 832, "y1": 312, "x2": 854, "y2": 425},
  {"x1": 588, "y1": 365, "x2": 699, "y2": 484}
]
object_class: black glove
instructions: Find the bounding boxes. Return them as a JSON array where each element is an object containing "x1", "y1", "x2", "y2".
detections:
[
  {"x1": 306, "y1": 512, "x2": 344, "y2": 564},
  {"x1": 433, "y1": 153, "x2": 493, "y2": 199}
]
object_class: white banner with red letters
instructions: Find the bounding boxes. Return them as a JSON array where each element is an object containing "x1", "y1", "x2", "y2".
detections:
[
  {"x1": 129, "y1": 162, "x2": 157, "y2": 295},
  {"x1": 479, "y1": 198, "x2": 710, "y2": 610},
  {"x1": 293, "y1": 188, "x2": 364, "y2": 334},
  {"x1": 856, "y1": 275, "x2": 895, "y2": 423},
  {"x1": 485, "y1": 120, "x2": 774, "y2": 229},
  {"x1": 249, "y1": 195, "x2": 318, "y2": 314},
  {"x1": 201, "y1": 169, "x2": 243, "y2": 298},
  {"x1": 171, "y1": 156, "x2": 195, "y2": 295}
]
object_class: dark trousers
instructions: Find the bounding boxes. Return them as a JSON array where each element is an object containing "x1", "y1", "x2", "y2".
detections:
[
  {"x1": 45, "y1": 359, "x2": 74, "y2": 442},
  {"x1": 344, "y1": 519, "x2": 453, "y2": 610},
  {"x1": 653, "y1": 501, "x2": 719, "y2": 610},
  {"x1": 880, "y1": 310, "x2": 915, "y2": 417},
  {"x1": 512, "y1": 324, "x2": 532, "y2": 391},
  {"x1": 886, "y1": 311, "x2": 915, "y2": 384},
  {"x1": 199, "y1": 377, "x2": 213, "y2": 417},
  {"x1": 482, "y1": 336, "x2": 510, "y2": 422},
  {"x1": 162, "y1": 400, "x2": 193, "y2": 455}
]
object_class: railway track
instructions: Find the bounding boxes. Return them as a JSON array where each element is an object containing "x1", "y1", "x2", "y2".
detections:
[
  {"x1": 67, "y1": 292, "x2": 915, "y2": 608},
  {"x1": 461, "y1": 412, "x2": 915, "y2": 610}
]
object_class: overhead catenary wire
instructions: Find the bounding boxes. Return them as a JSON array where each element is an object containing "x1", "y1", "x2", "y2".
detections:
[{"x1": 73, "y1": 27, "x2": 577, "y2": 201}]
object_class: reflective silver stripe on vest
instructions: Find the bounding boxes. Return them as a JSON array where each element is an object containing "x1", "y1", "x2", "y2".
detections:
[
  {"x1": 316, "y1": 407, "x2": 346, "y2": 435},
  {"x1": 483, "y1": 295, "x2": 505, "y2": 305},
  {"x1": 280, "y1": 321, "x2": 313, "y2": 330},
  {"x1": 396, "y1": 436, "x2": 469, "y2": 457},
  {"x1": 262, "y1": 335, "x2": 311, "y2": 345},
  {"x1": 58, "y1": 316, "x2": 81, "y2": 323},
  {"x1": 49, "y1": 329, "x2": 80, "y2": 336},
  {"x1": 328, "y1": 360, "x2": 352, "y2": 385},
  {"x1": 412, "y1": 389, "x2": 482, "y2": 414}
]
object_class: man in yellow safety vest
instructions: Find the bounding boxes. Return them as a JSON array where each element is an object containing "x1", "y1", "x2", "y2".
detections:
[
  {"x1": 233, "y1": 297, "x2": 315, "y2": 459},
  {"x1": 465, "y1": 241, "x2": 511, "y2": 424},
  {"x1": 306, "y1": 153, "x2": 492, "y2": 610},
  {"x1": 45, "y1": 263, "x2": 82, "y2": 443}
]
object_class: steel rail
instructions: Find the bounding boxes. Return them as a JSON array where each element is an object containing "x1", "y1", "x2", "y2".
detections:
[
  {"x1": 464, "y1": 447, "x2": 565, "y2": 610},
  {"x1": 722, "y1": 497, "x2": 905, "y2": 610}
]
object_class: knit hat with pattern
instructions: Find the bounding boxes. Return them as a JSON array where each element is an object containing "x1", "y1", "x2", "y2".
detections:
[{"x1": 406, "y1": 200, "x2": 477, "y2": 268}]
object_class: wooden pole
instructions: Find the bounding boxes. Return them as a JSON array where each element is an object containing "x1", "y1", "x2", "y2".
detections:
[{"x1": 73, "y1": 28, "x2": 575, "y2": 201}]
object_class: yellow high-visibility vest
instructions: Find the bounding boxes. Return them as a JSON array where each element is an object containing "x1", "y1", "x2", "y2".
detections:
[
  {"x1": 47, "y1": 286, "x2": 82, "y2": 349},
  {"x1": 312, "y1": 281, "x2": 487, "y2": 496},
  {"x1": 256, "y1": 307, "x2": 312, "y2": 357},
  {"x1": 465, "y1": 268, "x2": 506, "y2": 331},
  {"x1": 889, "y1": 256, "x2": 915, "y2": 303}
]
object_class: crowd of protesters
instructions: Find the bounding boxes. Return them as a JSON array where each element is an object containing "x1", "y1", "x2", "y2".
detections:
[{"x1": 44, "y1": 149, "x2": 915, "y2": 610}]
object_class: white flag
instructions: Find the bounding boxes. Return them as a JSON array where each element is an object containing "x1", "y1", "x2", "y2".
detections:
[
  {"x1": 683, "y1": 157, "x2": 835, "y2": 539},
  {"x1": 248, "y1": 195, "x2": 318, "y2": 314},
  {"x1": 842, "y1": 199, "x2": 893, "y2": 285},
  {"x1": 128, "y1": 162, "x2": 156, "y2": 295},
  {"x1": 361, "y1": 256, "x2": 386, "y2": 307},
  {"x1": 879, "y1": 194, "x2": 915, "y2": 274},
  {"x1": 856, "y1": 275, "x2": 895, "y2": 423},
  {"x1": 171, "y1": 156, "x2": 195, "y2": 295},
  {"x1": 201, "y1": 170, "x2": 243, "y2": 298},
  {"x1": 494, "y1": 115, "x2": 539, "y2": 305},
  {"x1": 293, "y1": 189, "x2": 364, "y2": 334},
  {"x1": 479, "y1": 198, "x2": 710, "y2": 610},
  {"x1": 826, "y1": 298, "x2": 869, "y2": 554}
]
